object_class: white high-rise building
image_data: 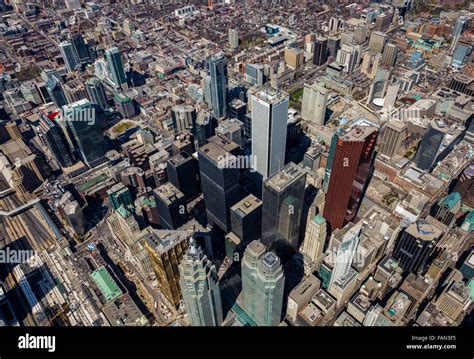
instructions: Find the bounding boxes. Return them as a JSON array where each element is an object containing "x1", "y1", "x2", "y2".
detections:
[
  {"x1": 329, "y1": 17, "x2": 341, "y2": 34},
  {"x1": 301, "y1": 82, "x2": 329, "y2": 126},
  {"x1": 301, "y1": 214, "x2": 327, "y2": 269},
  {"x1": 251, "y1": 87, "x2": 289, "y2": 181},
  {"x1": 228, "y1": 28, "x2": 239, "y2": 49},
  {"x1": 336, "y1": 44, "x2": 361, "y2": 73},
  {"x1": 329, "y1": 223, "x2": 362, "y2": 287}
]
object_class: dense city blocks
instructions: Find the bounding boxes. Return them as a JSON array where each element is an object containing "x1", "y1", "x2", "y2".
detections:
[{"x1": 0, "y1": 1, "x2": 472, "y2": 351}]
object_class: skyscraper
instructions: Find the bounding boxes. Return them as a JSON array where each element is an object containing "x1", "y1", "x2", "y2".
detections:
[
  {"x1": 245, "y1": 64, "x2": 264, "y2": 86},
  {"x1": 198, "y1": 135, "x2": 241, "y2": 232},
  {"x1": 179, "y1": 239, "x2": 223, "y2": 326},
  {"x1": 241, "y1": 240, "x2": 285, "y2": 326},
  {"x1": 46, "y1": 75, "x2": 67, "y2": 107},
  {"x1": 413, "y1": 119, "x2": 448, "y2": 171},
  {"x1": 69, "y1": 32, "x2": 90, "y2": 64},
  {"x1": 144, "y1": 231, "x2": 189, "y2": 308},
  {"x1": 336, "y1": 44, "x2": 361, "y2": 73},
  {"x1": 230, "y1": 194, "x2": 262, "y2": 246},
  {"x1": 327, "y1": 37, "x2": 341, "y2": 58},
  {"x1": 378, "y1": 120, "x2": 407, "y2": 159},
  {"x1": 61, "y1": 99, "x2": 107, "y2": 167},
  {"x1": 323, "y1": 126, "x2": 378, "y2": 232},
  {"x1": 167, "y1": 152, "x2": 200, "y2": 201},
  {"x1": 300, "y1": 214, "x2": 327, "y2": 269},
  {"x1": 393, "y1": 219, "x2": 443, "y2": 274},
  {"x1": 329, "y1": 223, "x2": 362, "y2": 287},
  {"x1": 209, "y1": 54, "x2": 228, "y2": 119},
  {"x1": 228, "y1": 29, "x2": 239, "y2": 49},
  {"x1": 59, "y1": 41, "x2": 80, "y2": 73},
  {"x1": 262, "y1": 162, "x2": 306, "y2": 259},
  {"x1": 450, "y1": 16, "x2": 470, "y2": 53},
  {"x1": 171, "y1": 105, "x2": 197, "y2": 134},
  {"x1": 313, "y1": 37, "x2": 328, "y2": 66},
  {"x1": 368, "y1": 31, "x2": 387, "y2": 54},
  {"x1": 154, "y1": 182, "x2": 187, "y2": 230},
  {"x1": 431, "y1": 192, "x2": 461, "y2": 227},
  {"x1": 301, "y1": 82, "x2": 329, "y2": 126},
  {"x1": 381, "y1": 43, "x2": 399, "y2": 67},
  {"x1": 105, "y1": 46, "x2": 127, "y2": 89},
  {"x1": 107, "y1": 183, "x2": 134, "y2": 211},
  {"x1": 37, "y1": 115, "x2": 75, "y2": 167},
  {"x1": 251, "y1": 86, "x2": 289, "y2": 182},
  {"x1": 85, "y1": 77, "x2": 108, "y2": 110}
]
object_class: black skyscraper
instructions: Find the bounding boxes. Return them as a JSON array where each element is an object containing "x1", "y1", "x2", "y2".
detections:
[
  {"x1": 393, "y1": 219, "x2": 443, "y2": 274},
  {"x1": 262, "y1": 162, "x2": 306, "y2": 260},
  {"x1": 313, "y1": 37, "x2": 328, "y2": 66},
  {"x1": 198, "y1": 135, "x2": 241, "y2": 232},
  {"x1": 167, "y1": 152, "x2": 200, "y2": 201}
]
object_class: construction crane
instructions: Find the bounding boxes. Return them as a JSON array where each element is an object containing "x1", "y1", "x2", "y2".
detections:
[
  {"x1": 45, "y1": 302, "x2": 69, "y2": 326},
  {"x1": 45, "y1": 293, "x2": 90, "y2": 326}
]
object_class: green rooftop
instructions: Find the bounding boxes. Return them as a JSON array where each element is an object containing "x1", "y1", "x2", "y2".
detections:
[
  {"x1": 468, "y1": 280, "x2": 474, "y2": 301},
  {"x1": 77, "y1": 173, "x2": 108, "y2": 192},
  {"x1": 312, "y1": 214, "x2": 326, "y2": 225},
  {"x1": 91, "y1": 266, "x2": 122, "y2": 303},
  {"x1": 466, "y1": 211, "x2": 474, "y2": 222},
  {"x1": 284, "y1": 195, "x2": 298, "y2": 206},
  {"x1": 117, "y1": 205, "x2": 132, "y2": 219},
  {"x1": 441, "y1": 192, "x2": 461, "y2": 210},
  {"x1": 142, "y1": 197, "x2": 157, "y2": 208},
  {"x1": 114, "y1": 93, "x2": 131, "y2": 104}
]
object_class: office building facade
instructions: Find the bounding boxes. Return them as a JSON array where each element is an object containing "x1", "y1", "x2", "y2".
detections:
[
  {"x1": 323, "y1": 126, "x2": 378, "y2": 232},
  {"x1": 179, "y1": 239, "x2": 223, "y2": 326},
  {"x1": 241, "y1": 241, "x2": 285, "y2": 326},
  {"x1": 61, "y1": 99, "x2": 107, "y2": 167},
  {"x1": 230, "y1": 194, "x2": 262, "y2": 246},
  {"x1": 251, "y1": 87, "x2": 289, "y2": 181},
  {"x1": 301, "y1": 82, "x2": 329, "y2": 126},
  {"x1": 86, "y1": 77, "x2": 108, "y2": 110},
  {"x1": 209, "y1": 54, "x2": 228, "y2": 118},
  {"x1": 198, "y1": 135, "x2": 241, "y2": 232},
  {"x1": 378, "y1": 120, "x2": 406, "y2": 159},
  {"x1": 393, "y1": 219, "x2": 443, "y2": 274},
  {"x1": 313, "y1": 37, "x2": 328, "y2": 66},
  {"x1": 105, "y1": 46, "x2": 127, "y2": 89},
  {"x1": 262, "y1": 163, "x2": 306, "y2": 259},
  {"x1": 413, "y1": 119, "x2": 448, "y2": 171}
]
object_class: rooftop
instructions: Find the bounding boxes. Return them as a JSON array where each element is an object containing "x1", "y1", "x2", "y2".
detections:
[
  {"x1": 90, "y1": 266, "x2": 123, "y2": 303},
  {"x1": 231, "y1": 194, "x2": 262, "y2": 215},
  {"x1": 264, "y1": 162, "x2": 306, "y2": 191}
]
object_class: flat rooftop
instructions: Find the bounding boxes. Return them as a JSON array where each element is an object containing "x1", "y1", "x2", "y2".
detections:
[
  {"x1": 199, "y1": 135, "x2": 239, "y2": 162},
  {"x1": 154, "y1": 182, "x2": 184, "y2": 204},
  {"x1": 253, "y1": 86, "x2": 289, "y2": 104},
  {"x1": 91, "y1": 266, "x2": 123, "y2": 303},
  {"x1": 264, "y1": 162, "x2": 306, "y2": 191},
  {"x1": 289, "y1": 274, "x2": 321, "y2": 304},
  {"x1": 143, "y1": 229, "x2": 190, "y2": 255},
  {"x1": 341, "y1": 125, "x2": 377, "y2": 142},
  {"x1": 231, "y1": 194, "x2": 262, "y2": 215},
  {"x1": 406, "y1": 219, "x2": 443, "y2": 242},
  {"x1": 312, "y1": 289, "x2": 336, "y2": 313}
]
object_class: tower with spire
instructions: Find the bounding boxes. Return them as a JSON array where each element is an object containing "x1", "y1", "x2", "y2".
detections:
[{"x1": 178, "y1": 238, "x2": 223, "y2": 326}]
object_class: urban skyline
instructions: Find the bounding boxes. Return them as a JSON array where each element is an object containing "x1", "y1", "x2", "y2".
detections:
[{"x1": 0, "y1": 0, "x2": 472, "y2": 344}]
